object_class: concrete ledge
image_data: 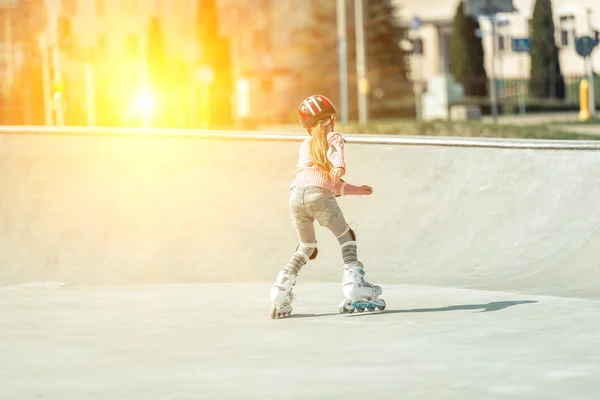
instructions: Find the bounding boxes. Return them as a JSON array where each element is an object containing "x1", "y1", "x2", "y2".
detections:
[{"x1": 1, "y1": 126, "x2": 600, "y2": 150}]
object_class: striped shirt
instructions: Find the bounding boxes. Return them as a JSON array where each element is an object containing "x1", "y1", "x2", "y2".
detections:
[{"x1": 290, "y1": 132, "x2": 363, "y2": 196}]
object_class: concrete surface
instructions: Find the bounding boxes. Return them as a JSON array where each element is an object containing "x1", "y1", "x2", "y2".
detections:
[
  {"x1": 2, "y1": 284, "x2": 600, "y2": 399},
  {"x1": 2, "y1": 129, "x2": 600, "y2": 399}
]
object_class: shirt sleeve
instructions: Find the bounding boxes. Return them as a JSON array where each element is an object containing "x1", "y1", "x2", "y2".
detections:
[{"x1": 327, "y1": 133, "x2": 346, "y2": 170}]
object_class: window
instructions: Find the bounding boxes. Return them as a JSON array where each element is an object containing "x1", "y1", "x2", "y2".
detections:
[
  {"x1": 497, "y1": 35, "x2": 512, "y2": 53},
  {"x1": 559, "y1": 15, "x2": 575, "y2": 47},
  {"x1": 412, "y1": 37, "x2": 423, "y2": 55},
  {"x1": 498, "y1": 35, "x2": 505, "y2": 52}
]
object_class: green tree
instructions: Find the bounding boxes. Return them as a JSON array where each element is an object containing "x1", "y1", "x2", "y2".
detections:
[
  {"x1": 449, "y1": 2, "x2": 488, "y2": 97},
  {"x1": 365, "y1": 0, "x2": 412, "y2": 117},
  {"x1": 529, "y1": 0, "x2": 565, "y2": 99},
  {"x1": 293, "y1": 1, "x2": 346, "y2": 102}
]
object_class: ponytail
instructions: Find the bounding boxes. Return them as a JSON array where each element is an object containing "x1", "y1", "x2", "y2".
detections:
[{"x1": 308, "y1": 120, "x2": 333, "y2": 180}]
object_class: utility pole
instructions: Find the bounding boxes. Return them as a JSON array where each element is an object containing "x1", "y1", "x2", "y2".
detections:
[
  {"x1": 43, "y1": 0, "x2": 64, "y2": 125},
  {"x1": 85, "y1": 60, "x2": 95, "y2": 126},
  {"x1": 40, "y1": 34, "x2": 53, "y2": 125},
  {"x1": 336, "y1": 0, "x2": 349, "y2": 124},
  {"x1": 2, "y1": 6, "x2": 13, "y2": 123},
  {"x1": 230, "y1": 6, "x2": 243, "y2": 129},
  {"x1": 586, "y1": 8, "x2": 596, "y2": 117},
  {"x1": 260, "y1": 0, "x2": 271, "y2": 124},
  {"x1": 51, "y1": 19, "x2": 64, "y2": 125},
  {"x1": 489, "y1": 14, "x2": 499, "y2": 123},
  {"x1": 3, "y1": 7, "x2": 13, "y2": 94},
  {"x1": 354, "y1": 0, "x2": 368, "y2": 124}
]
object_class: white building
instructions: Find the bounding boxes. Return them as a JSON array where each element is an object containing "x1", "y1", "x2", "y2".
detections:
[{"x1": 396, "y1": 0, "x2": 600, "y2": 80}]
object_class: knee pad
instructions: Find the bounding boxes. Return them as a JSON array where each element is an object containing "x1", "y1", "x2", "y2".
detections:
[
  {"x1": 295, "y1": 243, "x2": 318, "y2": 262},
  {"x1": 348, "y1": 228, "x2": 356, "y2": 241},
  {"x1": 337, "y1": 226, "x2": 356, "y2": 246}
]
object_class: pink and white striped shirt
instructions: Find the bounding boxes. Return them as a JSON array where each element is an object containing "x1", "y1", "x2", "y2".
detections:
[{"x1": 290, "y1": 131, "x2": 363, "y2": 196}]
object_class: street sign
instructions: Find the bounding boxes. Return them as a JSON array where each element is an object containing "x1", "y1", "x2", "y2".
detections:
[
  {"x1": 410, "y1": 16, "x2": 422, "y2": 31},
  {"x1": 576, "y1": 36, "x2": 599, "y2": 58},
  {"x1": 464, "y1": 0, "x2": 517, "y2": 16},
  {"x1": 512, "y1": 38, "x2": 530, "y2": 53}
]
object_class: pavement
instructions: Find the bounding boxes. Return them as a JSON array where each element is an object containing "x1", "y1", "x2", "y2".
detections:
[{"x1": 1, "y1": 129, "x2": 600, "y2": 399}]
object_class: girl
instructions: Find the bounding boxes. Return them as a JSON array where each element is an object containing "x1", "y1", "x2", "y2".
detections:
[{"x1": 269, "y1": 94, "x2": 385, "y2": 319}]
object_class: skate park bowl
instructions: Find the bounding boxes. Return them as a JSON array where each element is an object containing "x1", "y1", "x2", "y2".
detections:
[{"x1": 2, "y1": 126, "x2": 600, "y2": 399}]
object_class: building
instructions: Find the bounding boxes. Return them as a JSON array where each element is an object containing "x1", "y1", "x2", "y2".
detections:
[
  {"x1": 43, "y1": 0, "x2": 201, "y2": 125},
  {"x1": 396, "y1": 0, "x2": 600, "y2": 82},
  {"x1": 216, "y1": 0, "x2": 313, "y2": 125}
]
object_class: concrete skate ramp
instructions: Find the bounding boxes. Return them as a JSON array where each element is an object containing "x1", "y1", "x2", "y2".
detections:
[{"x1": 2, "y1": 128, "x2": 600, "y2": 299}]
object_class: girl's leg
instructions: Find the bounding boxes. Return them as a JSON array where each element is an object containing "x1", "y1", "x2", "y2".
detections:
[
  {"x1": 283, "y1": 224, "x2": 318, "y2": 275},
  {"x1": 270, "y1": 222, "x2": 318, "y2": 318},
  {"x1": 325, "y1": 215, "x2": 358, "y2": 266},
  {"x1": 321, "y1": 200, "x2": 383, "y2": 306},
  {"x1": 271, "y1": 188, "x2": 318, "y2": 317}
]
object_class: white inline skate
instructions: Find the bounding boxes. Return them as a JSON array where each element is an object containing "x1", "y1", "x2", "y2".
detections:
[
  {"x1": 338, "y1": 262, "x2": 386, "y2": 314},
  {"x1": 269, "y1": 267, "x2": 298, "y2": 319}
]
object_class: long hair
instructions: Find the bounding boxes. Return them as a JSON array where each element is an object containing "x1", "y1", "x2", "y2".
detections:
[{"x1": 308, "y1": 120, "x2": 333, "y2": 180}]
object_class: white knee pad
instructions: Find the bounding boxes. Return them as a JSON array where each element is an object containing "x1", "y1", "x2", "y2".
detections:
[{"x1": 295, "y1": 242, "x2": 318, "y2": 262}]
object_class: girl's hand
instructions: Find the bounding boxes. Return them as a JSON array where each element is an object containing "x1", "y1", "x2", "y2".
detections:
[
  {"x1": 360, "y1": 185, "x2": 373, "y2": 195},
  {"x1": 330, "y1": 167, "x2": 345, "y2": 182}
]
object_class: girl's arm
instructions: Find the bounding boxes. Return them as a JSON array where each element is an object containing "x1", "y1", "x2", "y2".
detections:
[
  {"x1": 327, "y1": 133, "x2": 346, "y2": 171},
  {"x1": 333, "y1": 179, "x2": 370, "y2": 196}
]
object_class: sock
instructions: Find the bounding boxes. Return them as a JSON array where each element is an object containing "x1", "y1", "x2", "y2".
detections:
[{"x1": 336, "y1": 227, "x2": 357, "y2": 265}]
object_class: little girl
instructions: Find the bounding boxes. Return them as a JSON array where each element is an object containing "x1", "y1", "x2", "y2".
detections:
[{"x1": 269, "y1": 94, "x2": 386, "y2": 319}]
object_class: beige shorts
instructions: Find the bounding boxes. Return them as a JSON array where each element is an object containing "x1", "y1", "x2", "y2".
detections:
[{"x1": 289, "y1": 186, "x2": 343, "y2": 229}]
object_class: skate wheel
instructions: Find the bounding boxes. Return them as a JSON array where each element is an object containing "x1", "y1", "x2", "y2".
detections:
[
  {"x1": 339, "y1": 300, "x2": 354, "y2": 314},
  {"x1": 377, "y1": 299, "x2": 386, "y2": 311},
  {"x1": 367, "y1": 305, "x2": 375, "y2": 312},
  {"x1": 270, "y1": 305, "x2": 292, "y2": 319},
  {"x1": 356, "y1": 305, "x2": 365, "y2": 312}
]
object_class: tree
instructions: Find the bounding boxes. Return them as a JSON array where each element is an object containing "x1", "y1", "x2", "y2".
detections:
[
  {"x1": 449, "y1": 2, "x2": 488, "y2": 97},
  {"x1": 529, "y1": 0, "x2": 565, "y2": 99},
  {"x1": 0, "y1": 0, "x2": 47, "y2": 124},
  {"x1": 146, "y1": 16, "x2": 168, "y2": 125},
  {"x1": 365, "y1": 0, "x2": 412, "y2": 117},
  {"x1": 293, "y1": 1, "x2": 345, "y2": 103},
  {"x1": 147, "y1": 16, "x2": 166, "y2": 93},
  {"x1": 196, "y1": 0, "x2": 232, "y2": 127}
]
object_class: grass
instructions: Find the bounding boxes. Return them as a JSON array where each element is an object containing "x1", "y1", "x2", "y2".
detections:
[
  {"x1": 551, "y1": 117, "x2": 600, "y2": 126},
  {"x1": 334, "y1": 119, "x2": 600, "y2": 141}
]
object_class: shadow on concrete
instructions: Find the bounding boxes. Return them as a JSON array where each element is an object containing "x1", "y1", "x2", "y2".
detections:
[
  {"x1": 286, "y1": 312, "x2": 340, "y2": 319},
  {"x1": 350, "y1": 300, "x2": 539, "y2": 317}
]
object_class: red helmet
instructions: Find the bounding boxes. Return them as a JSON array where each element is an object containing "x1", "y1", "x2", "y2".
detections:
[{"x1": 297, "y1": 95, "x2": 337, "y2": 129}]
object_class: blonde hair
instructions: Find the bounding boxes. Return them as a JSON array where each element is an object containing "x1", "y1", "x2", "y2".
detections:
[{"x1": 308, "y1": 119, "x2": 333, "y2": 180}]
